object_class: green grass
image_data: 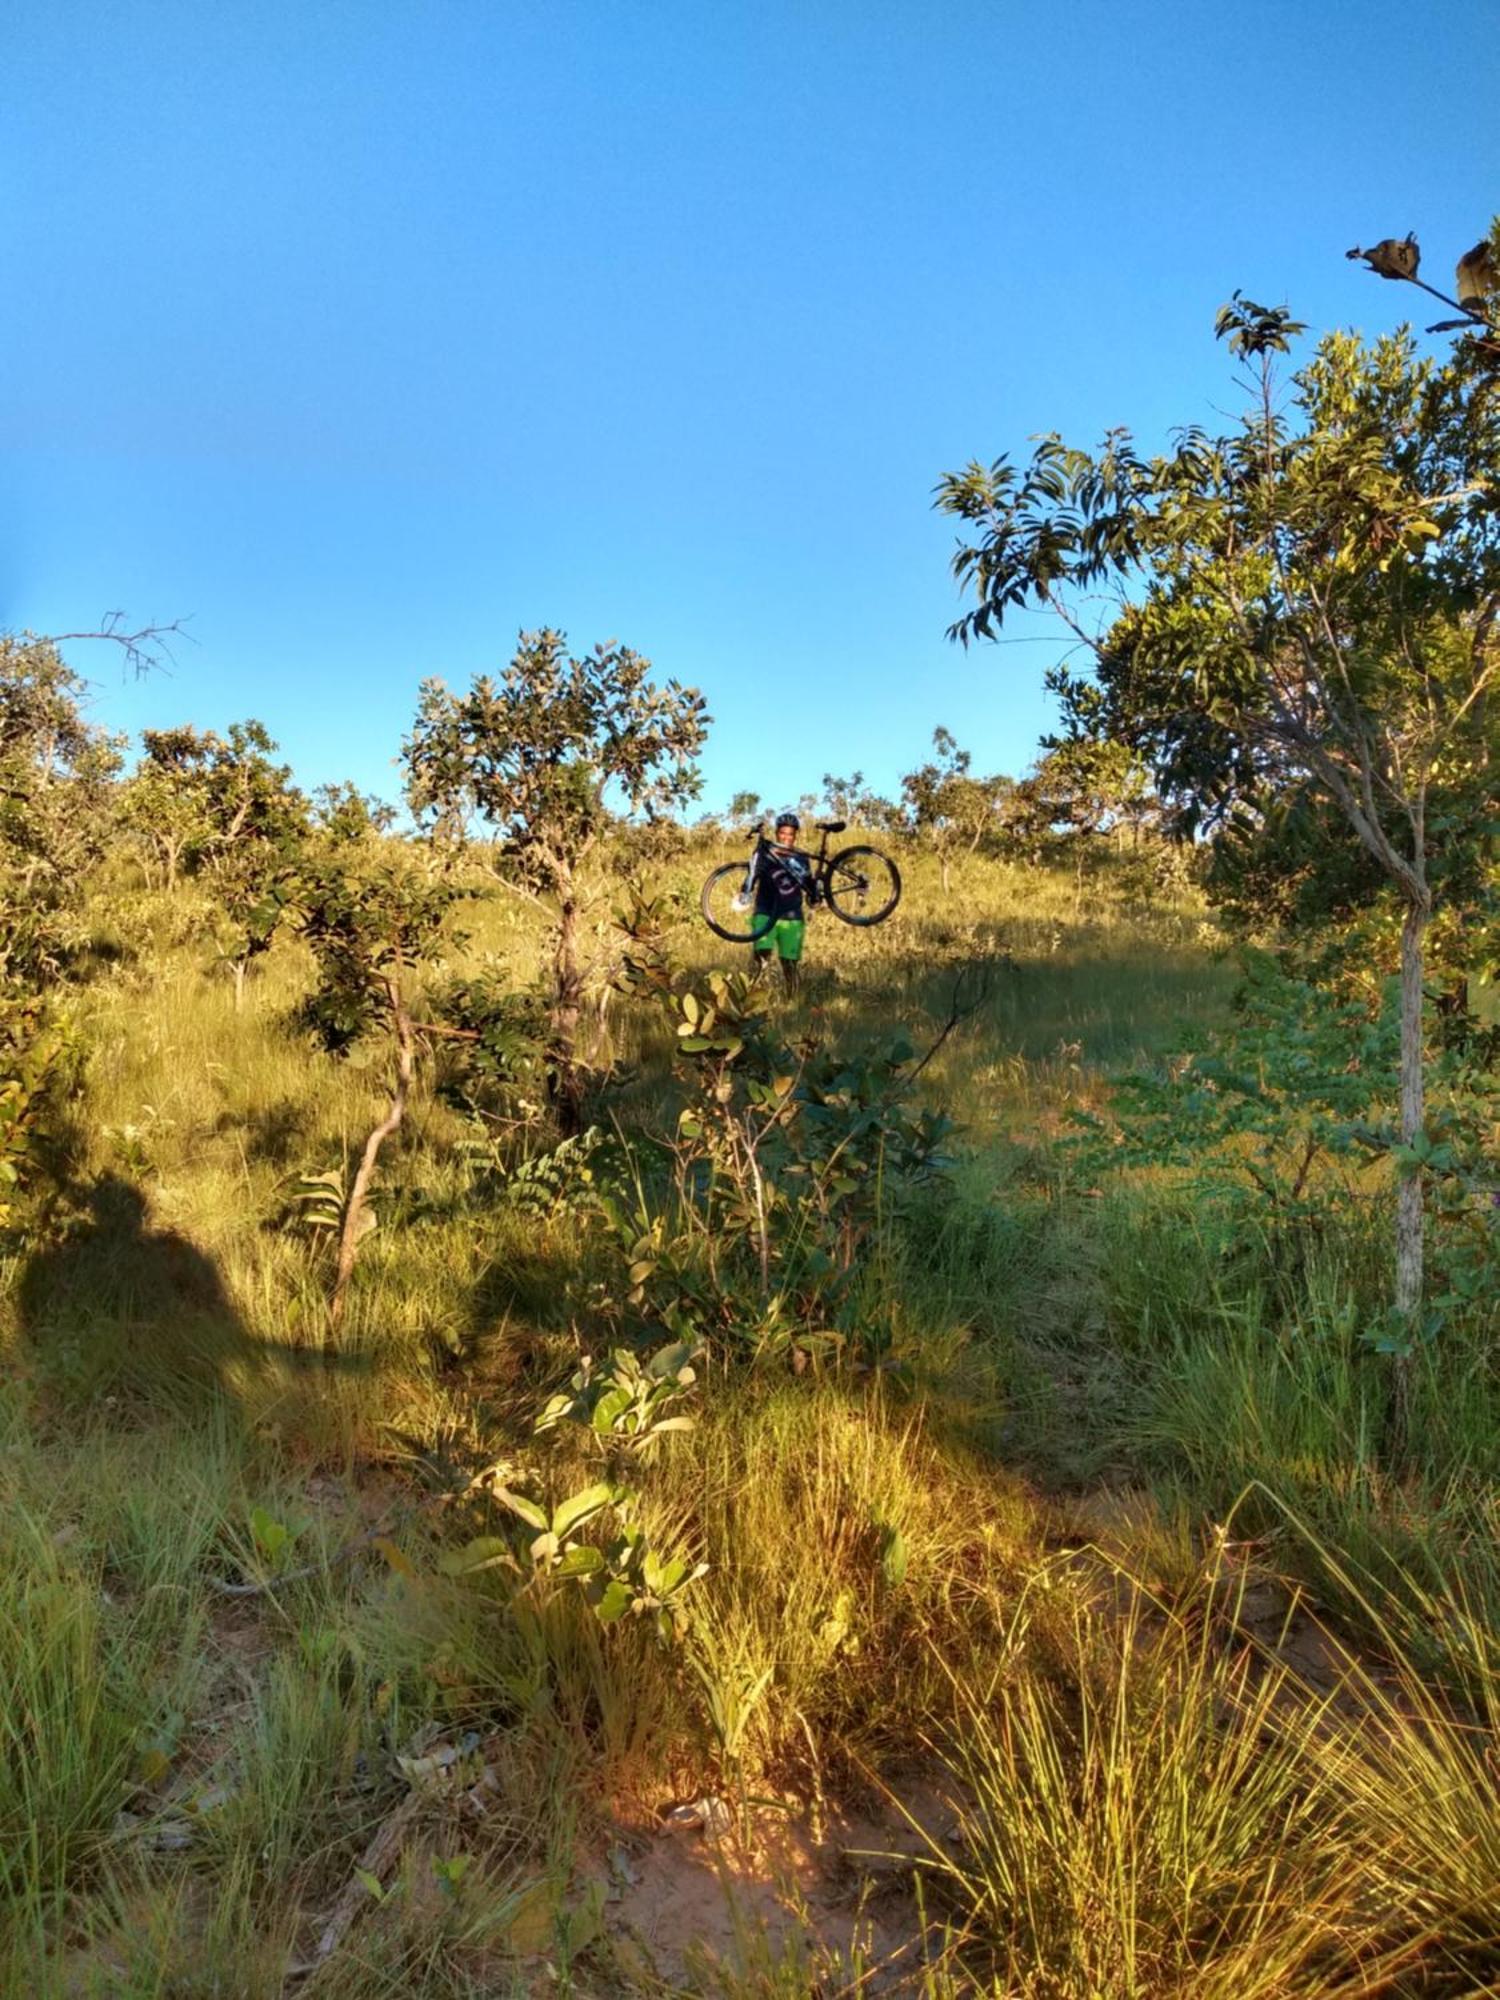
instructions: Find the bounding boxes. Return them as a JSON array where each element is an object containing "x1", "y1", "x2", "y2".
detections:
[{"x1": 1, "y1": 840, "x2": 1497, "y2": 1992}]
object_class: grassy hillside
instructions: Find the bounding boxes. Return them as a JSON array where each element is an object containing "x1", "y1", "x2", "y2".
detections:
[{"x1": 3, "y1": 841, "x2": 1497, "y2": 1996}]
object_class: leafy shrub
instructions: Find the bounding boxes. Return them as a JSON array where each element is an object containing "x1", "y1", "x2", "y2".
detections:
[
  {"x1": 0, "y1": 993, "x2": 79, "y2": 1229},
  {"x1": 444, "y1": 1339, "x2": 706, "y2": 1644},
  {"x1": 601, "y1": 967, "x2": 955, "y2": 1365}
]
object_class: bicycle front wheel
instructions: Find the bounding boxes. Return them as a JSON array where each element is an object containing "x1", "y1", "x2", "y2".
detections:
[
  {"x1": 701, "y1": 863, "x2": 776, "y2": 944},
  {"x1": 823, "y1": 846, "x2": 901, "y2": 926}
]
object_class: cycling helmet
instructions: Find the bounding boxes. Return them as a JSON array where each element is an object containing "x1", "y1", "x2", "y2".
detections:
[{"x1": 775, "y1": 810, "x2": 801, "y2": 831}]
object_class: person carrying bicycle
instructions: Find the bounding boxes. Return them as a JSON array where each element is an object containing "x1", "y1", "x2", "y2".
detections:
[{"x1": 751, "y1": 811, "x2": 818, "y2": 990}]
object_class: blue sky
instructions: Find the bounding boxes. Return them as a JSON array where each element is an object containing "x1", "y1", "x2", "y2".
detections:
[{"x1": 6, "y1": 0, "x2": 1498, "y2": 818}]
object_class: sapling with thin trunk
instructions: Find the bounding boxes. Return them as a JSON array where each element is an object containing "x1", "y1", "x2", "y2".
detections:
[{"x1": 295, "y1": 854, "x2": 463, "y2": 1327}]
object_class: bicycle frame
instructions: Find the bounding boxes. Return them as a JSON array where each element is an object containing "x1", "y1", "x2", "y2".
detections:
[
  {"x1": 736, "y1": 820, "x2": 840, "y2": 908},
  {"x1": 737, "y1": 822, "x2": 840, "y2": 903}
]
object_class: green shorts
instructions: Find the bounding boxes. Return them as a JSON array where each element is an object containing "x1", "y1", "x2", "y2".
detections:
[{"x1": 753, "y1": 917, "x2": 805, "y2": 963}]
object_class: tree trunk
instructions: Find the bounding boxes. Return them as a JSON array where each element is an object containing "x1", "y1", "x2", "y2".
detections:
[
  {"x1": 1388, "y1": 894, "x2": 1430, "y2": 1458},
  {"x1": 550, "y1": 886, "x2": 584, "y2": 1135},
  {"x1": 232, "y1": 960, "x2": 247, "y2": 1012},
  {"x1": 1395, "y1": 896, "x2": 1428, "y2": 1320},
  {"x1": 331, "y1": 981, "x2": 414, "y2": 1330}
]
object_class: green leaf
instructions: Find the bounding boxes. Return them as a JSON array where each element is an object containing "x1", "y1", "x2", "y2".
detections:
[
  {"x1": 591, "y1": 1386, "x2": 632, "y2": 1432},
  {"x1": 492, "y1": 1486, "x2": 548, "y2": 1532},
  {"x1": 590, "y1": 1578, "x2": 634, "y2": 1622},
  {"x1": 879, "y1": 1523, "x2": 909, "y2": 1589},
  {"x1": 439, "y1": 1535, "x2": 513, "y2": 1578},
  {"x1": 249, "y1": 1505, "x2": 292, "y2": 1561},
  {"x1": 647, "y1": 1341, "x2": 695, "y2": 1379},
  {"x1": 552, "y1": 1483, "x2": 615, "y2": 1539},
  {"x1": 554, "y1": 1544, "x2": 605, "y2": 1578}
]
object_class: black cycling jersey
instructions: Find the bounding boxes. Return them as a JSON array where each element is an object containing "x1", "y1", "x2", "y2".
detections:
[{"x1": 754, "y1": 843, "x2": 815, "y2": 922}]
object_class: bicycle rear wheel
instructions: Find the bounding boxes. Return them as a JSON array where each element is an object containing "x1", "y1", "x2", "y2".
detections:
[
  {"x1": 701, "y1": 863, "x2": 776, "y2": 943},
  {"x1": 823, "y1": 845, "x2": 901, "y2": 926}
]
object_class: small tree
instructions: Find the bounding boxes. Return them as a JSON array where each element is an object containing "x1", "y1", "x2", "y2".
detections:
[
  {"x1": 0, "y1": 991, "x2": 79, "y2": 1232},
  {"x1": 936, "y1": 252, "x2": 1500, "y2": 1370},
  {"x1": 127, "y1": 721, "x2": 307, "y2": 880},
  {"x1": 295, "y1": 853, "x2": 463, "y2": 1326},
  {"x1": 820, "y1": 769, "x2": 879, "y2": 824},
  {"x1": 212, "y1": 844, "x2": 303, "y2": 1010},
  {"x1": 403, "y1": 629, "x2": 708, "y2": 1128},
  {"x1": 900, "y1": 727, "x2": 1011, "y2": 887},
  {"x1": 125, "y1": 722, "x2": 310, "y2": 1003},
  {"x1": 1025, "y1": 736, "x2": 1159, "y2": 887},
  {"x1": 0, "y1": 634, "x2": 126, "y2": 983},
  {"x1": 310, "y1": 781, "x2": 397, "y2": 846},
  {"x1": 120, "y1": 745, "x2": 213, "y2": 889}
]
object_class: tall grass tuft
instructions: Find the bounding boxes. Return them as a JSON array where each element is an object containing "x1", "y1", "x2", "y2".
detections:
[{"x1": 0, "y1": 1505, "x2": 143, "y2": 1907}]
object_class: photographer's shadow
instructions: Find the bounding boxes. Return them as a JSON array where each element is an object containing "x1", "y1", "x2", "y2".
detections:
[{"x1": 17, "y1": 1173, "x2": 363, "y2": 1419}]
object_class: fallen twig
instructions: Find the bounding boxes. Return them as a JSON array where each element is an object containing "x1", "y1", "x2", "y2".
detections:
[
  {"x1": 284, "y1": 1792, "x2": 422, "y2": 1981},
  {"x1": 205, "y1": 1490, "x2": 445, "y2": 1599}
]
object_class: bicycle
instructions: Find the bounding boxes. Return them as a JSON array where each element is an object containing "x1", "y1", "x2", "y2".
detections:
[{"x1": 699, "y1": 820, "x2": 902, "y2": 942}]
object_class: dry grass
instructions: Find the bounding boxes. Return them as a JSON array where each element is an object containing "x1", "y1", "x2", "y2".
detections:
[{"x1": 2, "y1": 844, "x2": 1496, "y2": 1993}]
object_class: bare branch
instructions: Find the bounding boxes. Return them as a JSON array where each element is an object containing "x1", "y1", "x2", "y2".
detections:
[
  {"x1": 49, "y1": 613, "x2": 192, "y2": 678},
  {"x1": 899, "y1": 962, "x2": 996, "y2": 1091}
]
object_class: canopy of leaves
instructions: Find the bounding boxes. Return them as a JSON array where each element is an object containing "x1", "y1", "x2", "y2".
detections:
[
  {"x1": 125, "y1": 720, "x2": 308, "y2": 875},
  {"x1": 402, "y1": 629, "x2": 708, "y2": 886},
  {"x1": 1027, "y1": 733, "x2": 1158, "y2": 842},
  {"x1": 900, "y1": 727, "x2": 1018, "y2": 856},
  {"x1": 937, "y1": 285, "x2": 1500, "y2": 934},
  {"x1": 0, "y1": 634, "x2": 126, "y2": 983},
  {"x1": 296, "y1": 854, "x2": 464, "y2": 1055}
]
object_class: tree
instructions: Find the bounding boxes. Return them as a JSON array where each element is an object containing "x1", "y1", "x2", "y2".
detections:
[
  {"x1": 726, "y1": 788, "x2": 764, "y2": 828},
  {"x1": 899, "y1": 727, "x2": 1012, "y2": 888},
  {"x1": 403, "y1": 629, "x2": 708, "y2": 1128},
  {"x1": 126, "y1": 721, "x2": 307, "y2": 879},
  {"x1": 310, "y1": 782, "x2": 398, "y2": 846},
  {"x1": 936, "y1": 247, "x2": 1500, "y2": 1362},
  {"x1": 1025, "y1": 735, "x2": 1159, "y2": 886},
  {"x1": 820, "y1": 770, "x2": 879, "y2": 824},
  {"x1": 0, "y1": 634, "x2": 126, "y2": 983},
  {"x1": 123, "y1": 721, "x2": 310, "y2": 1003},
  {"x1": 295, "y1": 852, "x2": 464, "y2": 1326},
  {"x1": 1, "y1": 619, "x2": 181, "y2": 1216}
]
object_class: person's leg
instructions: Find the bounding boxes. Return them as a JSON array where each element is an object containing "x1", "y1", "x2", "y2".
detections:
[{"x1": 777, "y1": 918, "x2": 805, "y2": 993}]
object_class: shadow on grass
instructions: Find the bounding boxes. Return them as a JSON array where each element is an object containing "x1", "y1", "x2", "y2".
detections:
[{"x1": 16, "y1": 1172, "x2": 367, "y2": 1417}]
